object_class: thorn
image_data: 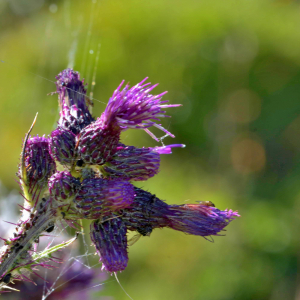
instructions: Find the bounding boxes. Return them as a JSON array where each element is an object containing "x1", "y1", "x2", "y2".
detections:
[
  {"x1": 20, "y1": 113, "x2": 38, "y2": 182},
  {"x1": 20, "y1": 274, "x2": 36, "y2": 285},
  {"x1": 14, "y1": 178, "x2": 21, "y2": 185},
  {"x1": 50, "y1": 256, "x2": 62, "y2": 261},
  {"x1": 17, "y1": 204, "x2": 30, "y2": 212},
  {"x1": 31, "y1": 271, "x2": 47, "y2": 282},
  {"x1": 40, "y1": 234, "x2": 57, "y2": 238},
  {"x1": 47, "y1": 91, "x2": 58, "y2": 96},
  {"x1": 69, "y1": 220, "x2": 83, "y2": 229},
  {"x1": 39, "y1": 263, "x2": 56, "y2": 269},
  {"x1": 1, "y1": 286, "x2": 20, "y2": 292},
  {"x1": 3, "y1": 221, "x2": 18, "y2": 226}
]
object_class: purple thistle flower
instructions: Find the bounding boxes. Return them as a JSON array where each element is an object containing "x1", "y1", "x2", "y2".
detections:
[
  {"x1": 74, "y1": 178, "x2": 135, "y2": 218},
  {"x1": 165, "y1": 204, "x2": 240, "y2": 236},
  {"x1": 120, "y1": 188, "x2": 171, "y2": 235},
  {"x1": 0, "y1": 69, "x2": 239, "y2": 293},
  {"x1": 48, "y1": 171, "x2": 80, "y2": 202},
  {"x1": 2, "y1": 247, "x2": 107, "y2": 300},
  {"x1": 151, "y1": 143, "x2": 186, "y2": 154},
  {"x1": 102, "y1": 144, "x2": 161, "y2": 181},
  {"x1": 121, "y1": 187, "x2": 239, "y2": 237},
  {"x1": 102, "y1": 144, "x2": 185, "y2": 181},
  {"x1": 19, "y1": 135, "x2": 56, "y2": 202},
  {"x1": 75, "y1": 119, "x2": 120, "y2": 165},
  {"x1": 47, "y1": 259, "x2": 107, "y2": 300},
  {"x1": 56, "y1": 68, "x2": 93, "y2": 116},
  {"x1": 55, "y1": 69, "x2": 94, "y2": 135},
  {"x1": 49, "y1": 128, "x2": 76, "y2": 167},
  {"x1": 58, "y1": 104, "x2": 94, "y2": 135},
  {"x1": 75, "y1": 78, "x2": 181, "y2": 165},
  {"x1": 90, "y1": 217, "x2": 128, "y2": 273},
  {"x1": 101, "y1": 78, "x2": 181, "y2": 135}
]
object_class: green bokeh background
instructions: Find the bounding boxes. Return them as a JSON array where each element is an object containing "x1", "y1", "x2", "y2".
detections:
[{"x1": 1, "y1": 0, "x2": 300, "y2": 299}]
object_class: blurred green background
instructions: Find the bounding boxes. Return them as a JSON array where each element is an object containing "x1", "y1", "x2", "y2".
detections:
[{"x1": 1, "y1": 0, "x2": 300, "y2": 299}]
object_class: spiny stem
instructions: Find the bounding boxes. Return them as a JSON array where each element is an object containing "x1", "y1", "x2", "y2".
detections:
[{"x1": 0, "y1": 209, "x2": 55, "y2": 285}]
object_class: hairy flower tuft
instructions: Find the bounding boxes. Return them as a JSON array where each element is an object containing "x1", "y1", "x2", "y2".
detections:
[
  {"x1": 101, "y1": 78, "x2": 181, "y2": 136},
  {"x1": 75, "y1": 79, "x2": 181, "y2": 165},
  {"x1": 151, "y1": 144, "x2": 186, "y2": 154}
]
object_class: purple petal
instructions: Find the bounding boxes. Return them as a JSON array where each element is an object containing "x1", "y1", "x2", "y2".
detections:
[{"x1": 100, "y1": 78, "x2": 181, "y2": 136}]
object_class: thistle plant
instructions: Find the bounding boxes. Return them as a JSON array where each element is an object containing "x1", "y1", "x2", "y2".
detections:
[{"x1": 0, "y1": 69, "x2": 239, "y2": 291}]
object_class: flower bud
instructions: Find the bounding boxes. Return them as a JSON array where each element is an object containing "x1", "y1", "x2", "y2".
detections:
[
  {"x1": 55, "y1": 69, "x2": 94, "y2": 135},
  {"x1": 58, "y1": 105, "x2": 94, "y2": 135},
  {"x1": 74, "y1": 178, "x2": 135, "y2": 219},
  {"x1": 56, "y1": 68, "x2": 92, "y2": 116},
  {"x1": 49, "y1": 128, "x2": 76, "y2": 166},
  {"x1": 165, "y1": 204, "x2": 240, "y2": 236},
  {"x1": 121, "y1": 188, "x2": 169, "y2": 234},
  {"x1": 75, "y1": 119, "x2": 120, "y2": 165},
  {"x1": 121, "y1": 187, "x2": 239, "y2": 237},
  {"x1": 20, "y1": 135, "x2": 56, "y2": 202},
  {"x1": 103, "y1": 145, "x2": 160, "y2": 181},
  {"x1": 90, "y1": 217, "x2": 128, "y2": 272},
  {"x1": 48, "y1": 171, "x2": 80, "y2": 202}
]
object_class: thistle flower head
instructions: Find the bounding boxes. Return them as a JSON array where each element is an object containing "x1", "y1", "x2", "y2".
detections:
[
  {"x1": 74, "y1": 79, "x2": 182, "y2": 165},
  {"x1": 56, "y1": 68, "x2": 90, "y2": 113},
  {"x1": 75, "y1": 120, "x2": 120, "y2": 165},
  {"x1": 20, "y1": 135, "x2": 55, "y2": 203},
  {"x1": 49, "y1": 128, "x2": 76, "y2": 167},
  {"x1": 121, "y1": 188, "x2": 170, "y2": 234},
  {"x1": 74, "y1": 178, "x2": 135, "y2": 218},
  {"x1": 48, "y1": 171, "x2": 80, "y2": 202},
  {"x1": 58, "y1": 104, "x2": 94, "y2": 135},
  {"x1": 100, "y1": 78, "x2": 181, "y2": 136},
  {"x1": 120, "y1": 187, "x2": 239, "y2": 238},
  {"x1": 166, "y1": 204, "x2": 240, "y2": 236},
  {"x1": 0, "y1": 69, "x2": 238, "y2": 291},
  {"x1": 55, "y1": 69, "x2": 94, "y2": 135},
  {"x1": 90, "y1": 217, "x2": 128, "y2": 272},
  {"x1": 102, "y1": 145, "x2": 161, "y2": 181}
]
